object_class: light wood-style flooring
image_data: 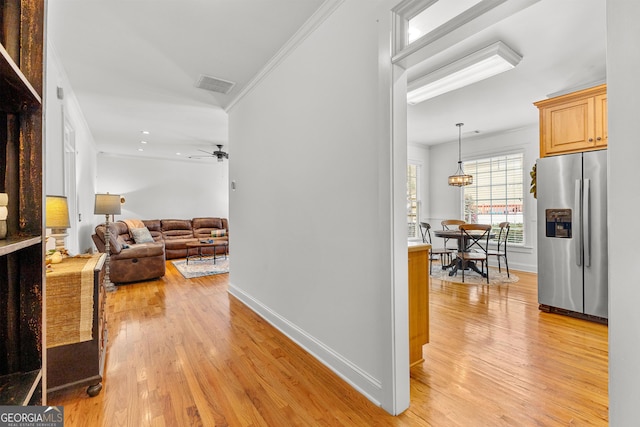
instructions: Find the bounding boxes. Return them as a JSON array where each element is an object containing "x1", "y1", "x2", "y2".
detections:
[{"x1": 49, "y1": 263, "x2": 608, "y2": 426}]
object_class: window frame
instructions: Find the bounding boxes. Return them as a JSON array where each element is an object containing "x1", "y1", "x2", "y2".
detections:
[
  {"x1": 391, "y1": 0, "x2": 508, "y2": 63},
  {"x1": 407, "y1": 161, "x2": 422, "y2": 240},
  {"x1": 461, "y1": 151, "x2": 525, "y2": 246}
]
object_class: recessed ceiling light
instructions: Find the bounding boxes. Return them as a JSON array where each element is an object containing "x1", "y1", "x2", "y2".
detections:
[
  {"x1": 141, "y1": 130, "x2": 150, "y2": 135},
  {"x1": 141, "y1": 140, "x2": 147, "y2": 144},
  {"x1": 176, "y1": 153, "x2": 181, "y2": 156},
  {"x1": 138, "y1": 148, "x2": 143, "y2": 152}
]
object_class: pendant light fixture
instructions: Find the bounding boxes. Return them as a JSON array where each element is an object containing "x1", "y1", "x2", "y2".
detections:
[{"x1": 448, "y1": 123, "x2": 473, "y2": 186}]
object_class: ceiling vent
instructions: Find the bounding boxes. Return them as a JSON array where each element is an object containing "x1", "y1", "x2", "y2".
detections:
[{"x1": 195, "y1": 74, "x2": 236, "y2": 94}]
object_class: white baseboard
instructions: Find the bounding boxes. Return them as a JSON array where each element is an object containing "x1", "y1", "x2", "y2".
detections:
[{"x1": 227, "y1": 282, "x2": 383, "y2": 406}]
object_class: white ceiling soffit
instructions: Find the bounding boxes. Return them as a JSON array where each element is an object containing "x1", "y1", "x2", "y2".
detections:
[{"x1": 407, "y1": 41, "x2": 522, "y2": 104}]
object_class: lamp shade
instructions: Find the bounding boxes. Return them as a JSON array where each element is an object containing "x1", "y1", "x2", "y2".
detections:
[
  {"x1": 94, "y1": 193, "x2": 121, "y2": 215},
  {"x1": 46, "y1": 195, "x2": 70, "y2": 228}
]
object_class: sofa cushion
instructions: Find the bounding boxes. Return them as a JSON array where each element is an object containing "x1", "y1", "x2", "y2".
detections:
[
  {"x1": 110, "y1": 241, "x2": 165, "y2": 260},
  {"x1": 131, "y1": 227, "x2": 154, "y2": 243},
  {"x1": 192, "y1": 217, "x2": 228, "y2": 240},
  {"x1": 142, "y1": 219, "x2": 163, "y2": 241},
  {"x1": 161, "y1": 219, "x2": 193, "y2": 239},
  {"x1": 164, "y1": 238, "x2": 197, "y2": 250},
  {"x1": 192, "y1": 217, "x2": 222, "y2": 230}
]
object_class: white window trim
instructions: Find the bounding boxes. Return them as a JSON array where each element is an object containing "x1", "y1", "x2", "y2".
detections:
[
  {"x1": 391, "y1": 0, "x2": 540, "y2": 69},
  {"x1": 461, "y1": 151, "x2": 527, "y2": 246}
]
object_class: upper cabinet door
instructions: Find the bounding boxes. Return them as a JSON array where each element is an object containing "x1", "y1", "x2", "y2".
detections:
[
  {"x1": 535, "y1": 84, "x2": 607, "y2": 157},
  {"x1": 594, "y1": 93, "x2": 607, "y2": 148}
]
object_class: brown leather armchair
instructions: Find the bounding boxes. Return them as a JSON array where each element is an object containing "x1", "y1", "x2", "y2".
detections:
[{"x1": 92, "y1": 222, "x2": 166, "y2": 284}]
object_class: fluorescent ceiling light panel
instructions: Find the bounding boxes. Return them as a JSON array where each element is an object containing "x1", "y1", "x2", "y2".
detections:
[{"x1": 407, "y1": 41, "x2": 522, "y2": 105}]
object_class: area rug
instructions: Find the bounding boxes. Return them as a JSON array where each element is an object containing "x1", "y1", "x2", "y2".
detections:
[
  {"x1": 171, "y1": 257, "x2": 229, "y2": 279},
  {"x1": 430, "y1": 266, "x2": 518, "y2": 285}
]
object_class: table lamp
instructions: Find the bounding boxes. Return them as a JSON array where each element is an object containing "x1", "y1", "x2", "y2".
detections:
[
  {"x1": 46, "y1": 195, "x2": 70, "y2": 251},
  {"x1": 94, "y1": 193, "x2": 121, "y2": 292}
]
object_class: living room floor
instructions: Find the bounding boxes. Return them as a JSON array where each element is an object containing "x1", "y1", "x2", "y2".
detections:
[{"x1": 48, "y1": 262, "x2": 608, "y2": 426}]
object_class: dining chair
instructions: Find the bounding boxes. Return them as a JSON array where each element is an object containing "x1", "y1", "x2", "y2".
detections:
[
  {"x1": 441, "y1": 219, "x2": 466, "y2": 251},
  {"x1": 458, "y1": 224, "x2": 492, "y2": 283},
  {"x1": 487, "y1": 222, "x2": 510, "y2": 277},
  {"x1": 419, "y1": 222, "x2": 454, "y2": 275}
]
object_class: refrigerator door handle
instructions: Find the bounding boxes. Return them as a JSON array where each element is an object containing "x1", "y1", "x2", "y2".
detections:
[
  {"x1": 575, "y1": 179, "x2": 582, "y2": 267},
  {"x1": 584, "y1": 178, "x2": 591, "y2": 267}
]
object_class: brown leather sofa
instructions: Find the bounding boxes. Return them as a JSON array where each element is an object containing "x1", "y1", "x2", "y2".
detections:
[{"x1": 92, "y1": 217, "x2": 229, "y2": 284}]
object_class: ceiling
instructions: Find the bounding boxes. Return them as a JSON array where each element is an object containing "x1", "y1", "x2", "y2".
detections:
[
  {"x1": 47, "y1": 0, "x2": 325, "y2": 160},
  {"x1": 406, "y1": 0, "x2": 606, "y2": 145},
  {"x1": 47, "y1": 0, "x2": 607, "y2": 160}
]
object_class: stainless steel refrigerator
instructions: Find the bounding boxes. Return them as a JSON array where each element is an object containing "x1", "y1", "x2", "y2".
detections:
[{"x1": 536, "y1": 150, "x2": 608, "y2": 319}]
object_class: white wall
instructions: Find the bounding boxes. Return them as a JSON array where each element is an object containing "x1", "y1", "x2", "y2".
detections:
[
  {"x1": 607, "y1": 0, "x2": 640, "y2": 424},
  {"x1": 424, "y1": 125, "x2": 539, "y2": 272},
  {"x1": 227, "y1": 0, "x2": 404, "y2": 413},
  {"x1": 96, "y1": 154, "x2": 229, "y2": 221},
  {"x1": 45, "y1": 43, "x2": 100, "y2": 254}
]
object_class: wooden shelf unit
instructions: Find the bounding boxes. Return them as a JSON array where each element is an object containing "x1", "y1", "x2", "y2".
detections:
[{"x1": 0, "y1": 0, "x2": 45, "y2": 406}]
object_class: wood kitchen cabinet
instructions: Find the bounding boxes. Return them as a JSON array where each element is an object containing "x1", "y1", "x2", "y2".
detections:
[
  {"x1": 534, "y1": 84, "x2": 607, "y2": 157},
  {"x1": 408, "y1": 243, "x2": 430, "y2": 367},
  {"x1": 46, "y1": 254, "x2": 107, "y2": 397}
]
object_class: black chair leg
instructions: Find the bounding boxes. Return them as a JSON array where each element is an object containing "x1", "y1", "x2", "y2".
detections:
[
  {"x1": 485, "y1": 261, "x2": 489, "y2": 283},
  {"x1": 504, "y1": 256, "x2": 510, "y2": 278}
]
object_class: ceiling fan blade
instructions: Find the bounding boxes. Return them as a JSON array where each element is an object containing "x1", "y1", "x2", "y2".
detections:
[
  {"x1": 197, "y1": 149, "x2": 214, "y2": 155},
  {"x1": 188, "y1": 155, "x2": 214, "y2": 159}
]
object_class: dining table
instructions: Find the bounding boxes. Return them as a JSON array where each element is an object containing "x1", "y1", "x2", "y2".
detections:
[{"x1": 433, "y1": 228, "x2": 495, "y2": 276}]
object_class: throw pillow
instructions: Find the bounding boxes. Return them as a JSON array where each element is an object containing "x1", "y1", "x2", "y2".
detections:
[
  {"x1": 131, "y1": 227, "x2": 154, "y2": 244},
  {"x1": 211, "y1": 229, "x2": 227, "y2": 237}
]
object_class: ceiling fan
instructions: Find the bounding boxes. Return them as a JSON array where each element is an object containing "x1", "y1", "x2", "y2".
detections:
[{"x1": 188, "y1": 144, "x2": 229, "y2": 162}]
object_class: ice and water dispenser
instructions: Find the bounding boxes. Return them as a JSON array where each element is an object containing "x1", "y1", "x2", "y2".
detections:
[{"x1": 545, "y1": 209, "x2": 572, "y2": 238}]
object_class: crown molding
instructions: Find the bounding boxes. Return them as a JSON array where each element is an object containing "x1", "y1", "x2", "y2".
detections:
[{"x1": 225, "y1": 0, "x2": 344, "y2": 113}]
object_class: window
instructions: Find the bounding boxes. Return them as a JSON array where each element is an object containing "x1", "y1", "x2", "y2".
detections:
[
  {"x1": 407, "y1": 163, "x2": 420, "y2": 239},
  {"x1": 408, "y1": 0, "x2": 484, "y2": 43},
  {"x1": 462, "y1": 153, "x2": 524, "y2": 244}
]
